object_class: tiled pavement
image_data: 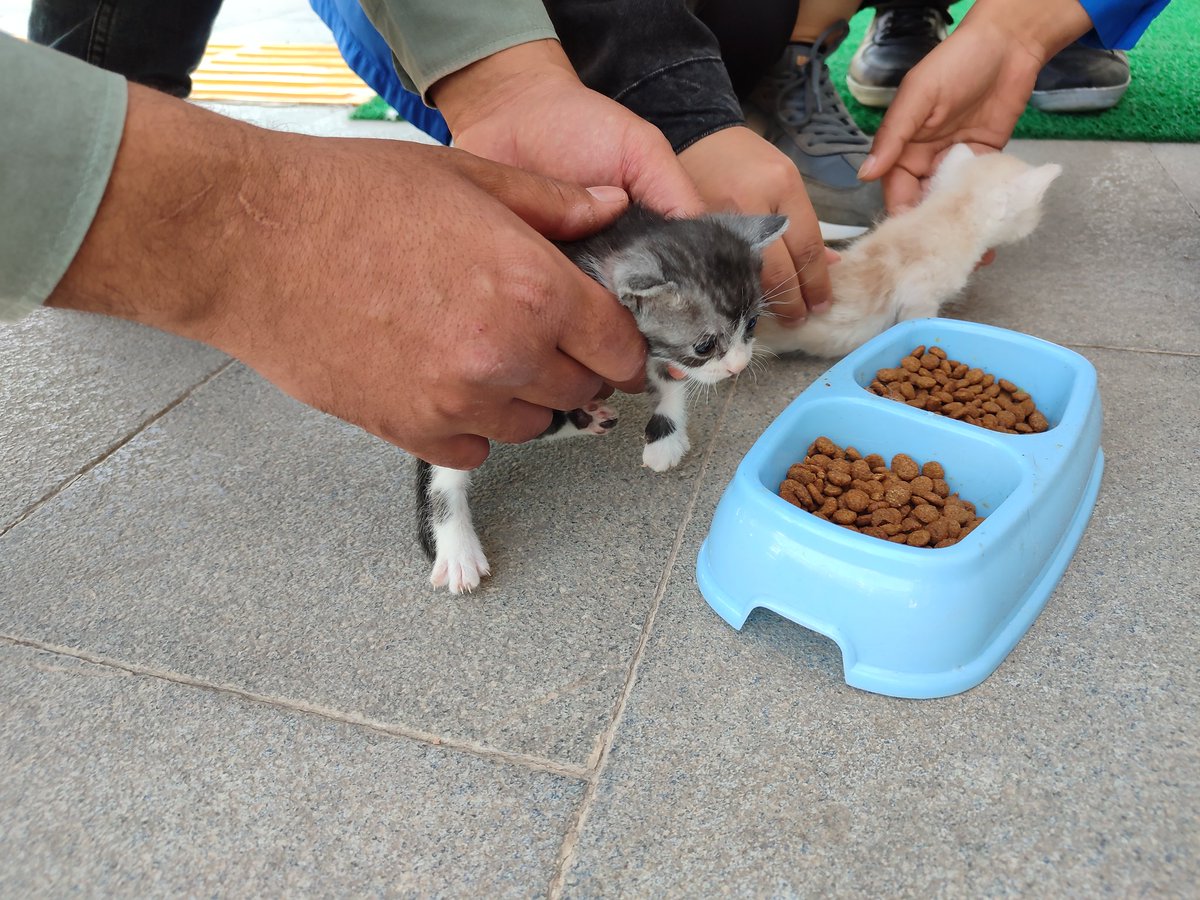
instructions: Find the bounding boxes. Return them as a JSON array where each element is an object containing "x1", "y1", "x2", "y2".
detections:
[{"x1": 1, "y1": 5, "x2": 1197, "y2": 892}]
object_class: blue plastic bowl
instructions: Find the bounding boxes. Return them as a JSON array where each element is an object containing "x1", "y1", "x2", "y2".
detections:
[{"x1": 696, "y1": 318, "x2": 1104, "y2": 699}]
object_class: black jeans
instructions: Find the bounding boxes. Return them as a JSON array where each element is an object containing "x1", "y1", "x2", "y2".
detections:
[{"x1": 28, "y1": 0, "x2": 224, "y2": 97}]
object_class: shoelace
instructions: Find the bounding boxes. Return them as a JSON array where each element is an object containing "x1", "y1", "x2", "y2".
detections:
[
  {"x1": 773, "y1": 22, "x2": 870, "y2": 149},
  {"x1": 876, "y1": 6, "x2": 951, "y2": 42}
]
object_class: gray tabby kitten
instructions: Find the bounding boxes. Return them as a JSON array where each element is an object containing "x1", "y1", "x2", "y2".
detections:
[{"x1": 416, "y1": 206, "x2": 788, "y2": 593}]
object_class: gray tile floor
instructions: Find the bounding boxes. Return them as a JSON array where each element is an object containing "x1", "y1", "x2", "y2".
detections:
[{"x1": 2, "y1": 5, "x2": 1198, "y2": 895}]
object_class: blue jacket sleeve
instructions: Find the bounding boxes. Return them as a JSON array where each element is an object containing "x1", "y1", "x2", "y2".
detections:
[{"x1": 1076, "y1": 0, "x2": 1172, "y2": 49}]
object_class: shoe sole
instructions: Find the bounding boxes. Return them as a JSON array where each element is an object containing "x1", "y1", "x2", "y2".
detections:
[
  {"x1": 820, "y1": 221, "x2": 869, "y2": 241},
  {"x1": 1028, "y1": 79, "x2": 1129, "y2": 112},
  {"x1": 845, "y1": 74, "x2": 897, "y2": 109}
]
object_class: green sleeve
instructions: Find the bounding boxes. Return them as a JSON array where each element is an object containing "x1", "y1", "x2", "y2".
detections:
[
  {"x1": 359, "y1": 0, "x2": 559, "y2": 103},
  {"x1": 0, "y1": 33, "x2": 127, "y2": 321}
]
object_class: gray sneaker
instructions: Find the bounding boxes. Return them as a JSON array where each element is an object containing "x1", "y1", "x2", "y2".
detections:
[{"x1": 743, "y1": 21, "x2": 883, "y2": 239}]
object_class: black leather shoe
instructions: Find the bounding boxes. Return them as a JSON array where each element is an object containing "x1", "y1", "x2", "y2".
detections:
[
  {"x1": 1030, "y1": 43, "x2": 1130, "y2": 112},
  {"x1": 847, "y1": 2, "x2": 951, "y2": 109}
]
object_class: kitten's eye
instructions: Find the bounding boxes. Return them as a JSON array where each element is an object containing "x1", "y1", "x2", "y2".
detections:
[
  {"x1": 693, "y1": 335, "x2": 717, "y2": 356},
  {"x1": 746, "y1": 316, "x2": 758, "y2": 334}
]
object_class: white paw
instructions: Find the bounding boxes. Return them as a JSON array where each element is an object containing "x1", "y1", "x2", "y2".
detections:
[
  {"x1": 430, "y1": 532, "x2": 491, "y2": 594},
  {"x1": 642, "y1": 433, "x2": 690, "y2": 472},
  {"x1": 580, "y1": 401, "x2": 619, "y2": 435}
]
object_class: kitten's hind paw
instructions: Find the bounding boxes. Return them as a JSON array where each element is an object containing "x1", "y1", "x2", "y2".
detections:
[
  {"x1": 430, "y1": 535, "x2": 491, "y2": 594},
  {"x1": 572, "y1": 401, "x2": 619, "y2": 435},
  {"x1": 642, "y1": 432, "x2": 690, "y2": 472}
]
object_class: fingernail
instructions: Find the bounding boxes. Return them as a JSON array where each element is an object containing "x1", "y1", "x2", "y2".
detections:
[
  {"x1": 586, "y1": 185, "x2": 628, "y2": 203},
  {"x1": 812, "y1": 301, "x2": 832, "y2": 314},
  {"x1": 857, "y1": 155, "x2": 876, "y2": 180}
]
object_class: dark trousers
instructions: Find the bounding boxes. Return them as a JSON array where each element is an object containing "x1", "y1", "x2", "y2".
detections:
[{"x1": 28, "y1": 0, "x2": 225, "y2": 97}]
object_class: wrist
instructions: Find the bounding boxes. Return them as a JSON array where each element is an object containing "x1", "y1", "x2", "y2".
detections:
[
  {"x1": 46, "y1": 84, "x2": 252, "y2": 339},
  {"x1": 429, "y1": 39, "x2": 579, "y2": 134},
  {"x1": 961, "y1": 0, "x2": 1095, "y2": 65}
]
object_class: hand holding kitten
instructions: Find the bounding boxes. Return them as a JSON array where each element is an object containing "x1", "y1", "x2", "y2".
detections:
[{"x1": 47, "y1": 84, "x2": 646, "y2": 471}]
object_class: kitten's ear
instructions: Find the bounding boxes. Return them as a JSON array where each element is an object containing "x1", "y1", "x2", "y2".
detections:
[
  {"x1": 610, "y1": 250, "x2": 676, "y2": 308},
  {"x1": 1012, "y1": 163, "x2": 1062, "y2": 206},
  {"x1": 715, "y1": 213, "x2": 790, "y2": 251},
  {"x1": 931, "y1": 143, "x2": 976, "y2": 189}
]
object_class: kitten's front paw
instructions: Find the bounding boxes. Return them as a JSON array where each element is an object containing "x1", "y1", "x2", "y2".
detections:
[
  {"x1": 575, "y1": 401, "x2": 619, "y2": 436},
  {"x1": 642, "y1": 432, "x2": 691, "y2": 472},
  {"x1": 430, "y1": 533, "x2": 491, "y2": 594}
]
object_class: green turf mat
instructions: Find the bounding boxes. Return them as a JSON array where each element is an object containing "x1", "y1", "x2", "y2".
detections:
[
  {"x1": 354, "y1": 0, "x2": 1198, "y2": 141},
  {"x1": 826, "y1": 0, "x2": 1199, "y2": 141}
]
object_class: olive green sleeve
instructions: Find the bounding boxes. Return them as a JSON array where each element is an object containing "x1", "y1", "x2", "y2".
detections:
[
  {"x1": 0, "y1": 32, "x2": 127, "y2": 321},
  {"x1": 359, "y1": 0, "x2": 559, "y2": 103}
]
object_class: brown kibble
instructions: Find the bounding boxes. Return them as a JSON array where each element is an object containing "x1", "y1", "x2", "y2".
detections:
[
  {"x1": 869, "y1": 380, "x2": 886, "y2": 395},
  {"x1": 898, "y1": 381, "x2": 916, "y2": 400},
  {"x1": 1029, "y1": 411, "x2": 1049, "y2": 433},
  {"x1": 812, "y1": 436, "x2": 839, "y2": 456},
  {"x1": 871, "y1": 507, "x2": 903, "y2": 527},
  {"x1": 910, "y1": 345, "x2": 927, "y2": 358},
  {"x1": 907, "y1": 530, "x2": 932, "y2": 547},
  {"x1": 891, "y1": 454, "x2": 920, "y2": 481},
  {"x1": 901, "y1": 355, "x2": 921, "y2": 372},
  {"x1": 909, "y1": 475, "x2": 934, "y2": 496},
  {"x1": 913, "y1": 504, "x2": 940, "y2": 524},
  {"x1": 996, "y1": 410, "x2": 1017, "y2": 429},
  {"x1": 913, "y1": 375, "x2": 938, "y2": 390},
  {"x1": 920, "y1": 353, "x2": 940, "y2": 370},
  {"x1": 843, "y1": 489, "x2": 871, "y2": 513},
  {"x1": 826, "y1": 470, "x2": 853, "y2": 487},
  {"x1": 781, "y1": 437, "x2": 983, "y2": 549},
  {"x1": 877, "y1": 368, "x2": 906, "y2": 383},
  {"x1": 1014, "y1": 422, "x2": 1033, "y2": 434},
  {"x1": 951, "y1": 363, "x2": 969, "y2": 379},
  {"x1": 942, "y1": 402, "x2": 966, "y2": 418},
  {"x1": 964, "y1": 368, "x2": 984, "y2": 385},
  {"x1": 998, "y1": 379, "x2": 1018, "y2": 393},
  {"x1": 1011, "y1": 390, "x2": 1030, "y2": 402},
  {"x1": 929, "y1": 346, "x2": 947, "y2": 360},
  {"x1": 934, "y1": 539, "x2": 956, "y2": 549}
]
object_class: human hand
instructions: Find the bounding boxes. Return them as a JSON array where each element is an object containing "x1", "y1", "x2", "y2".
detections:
[
  {"x1": 431, "y1": 39, "x2": 704, "y2": 219},
  {"x1": 678, "y1": 126, "x2": 835, "y2": 324},
  {"x1": 858, "y1": 0, "x2": 1092, "y2": 213},
  {"x1": 48, "y1": 84, "x2": 646, "y2": 470}
]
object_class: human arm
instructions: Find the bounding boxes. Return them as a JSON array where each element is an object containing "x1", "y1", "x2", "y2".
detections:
[
  {"x1": 858, "y1": 0, "x2": 1097, "y2": 212},
  {"x1": 544, "y1": 0, "x2": 833, "y2": 320},
  {"x1": 4, "y1": 36, "x2": 645, "y2": 470}
]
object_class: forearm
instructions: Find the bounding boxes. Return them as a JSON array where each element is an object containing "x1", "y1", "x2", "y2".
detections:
[
  {"x1": 545, "y1": 0, "x2": 743, "y2": 152},
  {"x1": 46, "y1": 84, "x2": 265, "y2": 343}
]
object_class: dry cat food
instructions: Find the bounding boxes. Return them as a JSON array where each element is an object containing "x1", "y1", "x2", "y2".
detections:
[
  {"x1": 868, "y1": 345, "x2": 1050, "y2": 435},
  {"x1": 778, "y1": 436, "x2": 985, "y2": 549}
]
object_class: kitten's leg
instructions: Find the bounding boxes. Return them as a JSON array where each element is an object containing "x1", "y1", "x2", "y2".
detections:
[
  {"x1": 642, "y1": 369, "x2": 691, "y2": 472},
  {"x1": 538, "y1": 401, "x2": 619, "y2": 442},
  {"x1": 416, "y1": 460, "x2": 490, "y2": 594}
]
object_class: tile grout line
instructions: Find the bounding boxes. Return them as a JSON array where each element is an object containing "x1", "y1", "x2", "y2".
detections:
[
  {"x1": 1064, "y1": 342, "x2": 1200, "y2": 358},
  {"x1": 0, "y1": 360, "x2": 235, "y2": 538},
  {"x1": 1147, "y1": 144, "x2": 1200, "y2": 222},
  {"x1": 0, "y1": 631, "x2": 591, "y2": 781},
  {"x1": 545, "y1": 385, "x2": 737, "y2": 899}
]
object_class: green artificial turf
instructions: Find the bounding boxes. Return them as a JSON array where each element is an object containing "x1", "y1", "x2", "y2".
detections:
[
  {"x1": 354, "y1": 0, "x2": 1198, "y2": 141},
  {"x1": 825, "y1": 0, "x2": 1199, "y2": 141}
]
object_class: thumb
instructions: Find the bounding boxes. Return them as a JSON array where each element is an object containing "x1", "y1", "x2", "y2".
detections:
[{"x1": 860, "y1": 77, "x2": 934, "y2": 182}]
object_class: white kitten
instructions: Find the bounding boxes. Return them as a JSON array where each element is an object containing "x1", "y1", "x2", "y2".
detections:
[{"x1": 757, "y1": 144, "x2": 1062, "y2": 358}]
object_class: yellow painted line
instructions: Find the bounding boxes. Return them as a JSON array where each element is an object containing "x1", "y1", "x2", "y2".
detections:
[{"x1": 192, "y1": 42, "x2": 374, "y2": 105}]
